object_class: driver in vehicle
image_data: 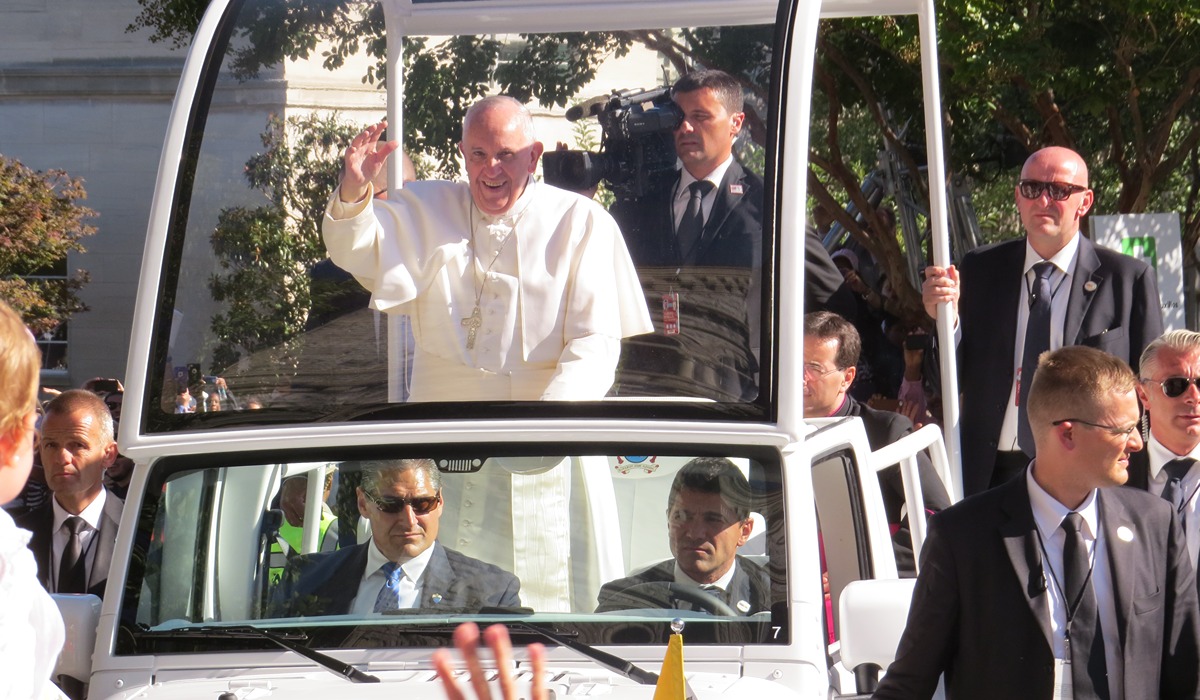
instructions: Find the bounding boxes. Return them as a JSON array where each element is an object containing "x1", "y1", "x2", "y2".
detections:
[
  {"x1": 595, "y1": 457, "x2": 769, "y2": 615},
  {"x1": 270, "y1": 459, "x2": 521, "y2": 616}
]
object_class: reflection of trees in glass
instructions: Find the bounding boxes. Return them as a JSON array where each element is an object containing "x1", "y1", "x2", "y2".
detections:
[
  {"x1": 0, "y1": 155, "x2": 95, "y2": 336},
  {"x1": 208, "y1": 113, "x2": 359, "y2": 372}
]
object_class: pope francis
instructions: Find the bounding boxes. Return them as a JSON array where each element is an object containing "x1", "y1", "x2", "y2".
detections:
[{"x1": 323, "y1": 96, "x2": 652, "y2": 401}]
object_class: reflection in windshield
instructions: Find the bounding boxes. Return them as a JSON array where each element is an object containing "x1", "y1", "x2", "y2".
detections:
[
  {"x1": 147, "y1": 0, "x2": 775, "y2": 427},
  {"x1": 121, "y1": 452, "x2": 784, "y2": 652}
]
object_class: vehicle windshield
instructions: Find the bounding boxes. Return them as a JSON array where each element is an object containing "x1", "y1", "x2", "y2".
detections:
[
  {"x1": 142, "y1": 0, "x2": 778, "y2": 433},
  {"x1": 117, "y1": 448, "x2": 787, "y2": 653}
]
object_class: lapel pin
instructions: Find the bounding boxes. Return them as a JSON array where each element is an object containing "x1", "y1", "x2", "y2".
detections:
[
  {"x1": 729, "y1": 183, "x2": 744, "y2": 195},
  {"x1": 736, "y1": 600, "x2": 751, "y2": 613},
  {"x1": 431, "y1": 593, "x2": 443, "y2": 604},
  {"x1": 1083, "y1": 280, "x2": 1098, "y2": 293},
  {"x1": 1117, "y1": 526, "x2": 1134, "y2": 542}
]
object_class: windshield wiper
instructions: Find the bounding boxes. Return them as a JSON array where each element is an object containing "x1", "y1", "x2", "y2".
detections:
[
  {"x1": 138, "y1": 625, "x2": 380, "y2": 683},
  {"x1": 509, "y1": 621, "x2": 658, "y2": 685}
]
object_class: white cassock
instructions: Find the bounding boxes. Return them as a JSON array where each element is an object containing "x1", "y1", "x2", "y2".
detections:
[{"x1": 323, "y1": 176, "x2": 652, "y2": 401}]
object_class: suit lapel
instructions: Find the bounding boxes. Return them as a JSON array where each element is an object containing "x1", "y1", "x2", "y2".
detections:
[
  {"x1": 1064, "y1": 236, "x2": 1103, "y2": 345},
  {"x1": 998, "y1": 477, "x2": 1054, "y2": 651},
  {"x1": 694, "y1": 162, "x2": 747, "y2": 262},
  {"x1": 88, "y1": 490, "x2": 122, "y2": 592},
  {"x1": 983, "y1": 242, "x2": 1025, "y2": 379},
  {"x1": 420, "y1": 543, "x2": 453, "y2": 608},
  {"x1": 28, "y1": 505, "x2": 54, "y2": 588},
  {"x1": 1097, "y1": 490, "x2": 1134, "y2": 649}
]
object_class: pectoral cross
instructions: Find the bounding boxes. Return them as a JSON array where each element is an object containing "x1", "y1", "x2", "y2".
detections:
[{"x1": 461, "y1": 306, "x2": 482, "y2": 350}]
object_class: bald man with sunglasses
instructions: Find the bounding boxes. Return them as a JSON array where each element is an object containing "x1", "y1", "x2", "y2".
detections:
[
  {"x1": 1128, "y1": 330, "x2": 1200, "y2": 572},
  {"x1": 923, "y1": 146, "x2": 1163, "y2": 496},
  {"x1": 270, "y1": 459, "x2": 520, "y2": 617}
]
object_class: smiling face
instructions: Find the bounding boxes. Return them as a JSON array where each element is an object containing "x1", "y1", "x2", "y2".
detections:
[
  {"x1": 459, "y1": 99, "x2": 543, "y2": 216},
  {"x1": 667, "y1": 487, "x2": 753, "y2": 584},
  {"x1": 358, "y1": 466, "x2": 443, "y2": 562},
  {"x1": 1138, "y1": 345, "x2": 1200, "y2": 456},
  {"x1": 672, "y1": 87, "x2": 744, "y2": 180},
  {"x1": 1015, "y1": 147, "x2": 1094, "y2": 258}
]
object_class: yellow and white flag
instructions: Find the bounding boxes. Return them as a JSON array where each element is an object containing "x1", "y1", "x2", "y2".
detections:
[{"x1": 653, "y1": 633, "x2": 688, "y2": 700}]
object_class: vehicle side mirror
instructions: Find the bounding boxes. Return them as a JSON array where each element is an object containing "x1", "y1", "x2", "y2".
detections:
[{"x1": 838, "y1": 578, "x2": 915, "y2": 694}]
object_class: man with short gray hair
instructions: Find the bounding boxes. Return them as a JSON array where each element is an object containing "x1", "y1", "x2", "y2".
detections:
[
  {"x1": 324, "y1": 96, "x2": 652, "y2": 401},
  {"x1": 1129, "y1": 329, "x2": 1200, "y2": 569},
  {"x1": 272, "y1": 459, "x2": 520, "y2": 616}
]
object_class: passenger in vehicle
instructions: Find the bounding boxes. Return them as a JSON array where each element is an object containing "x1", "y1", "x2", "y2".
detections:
[
  {"x1": 0, "y1": 300, "x2": 65, "y2": 699},
  {"x1": 1128, "y1": 330, "x2": 1200, "y2": 569},
  {"x1": 802, "y1": 311, "x2": 949, "y2": 573},
  {"x1": 922, "y1": 146, "x2": 1163, "y2": 496},
  {"x1": 322, "y1": 96, "x2": 652, "y2": 401},
  {"x1": 874, "y1": 346, "x2": 1200, "y2": 699},
  {"x1": 612, "y1": 69, "x2": 763, "y2": 402},
  {"x1": 17, "y1": 389, "x2": 122, "y2": 598},
  {"x1": 267, "y1": 470, "x2": 340, "y2": 585},
  {"x1": 595, "y1": 457, "x2": 769, "y2": 615},
  {"x1": 270, "y1": 459, "x2": 521, "y2": 616}
]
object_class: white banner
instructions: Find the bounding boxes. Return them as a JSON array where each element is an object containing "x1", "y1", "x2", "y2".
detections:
[{"x1": 1091, "y1": 213, "x2": 1184, "y2": 331}]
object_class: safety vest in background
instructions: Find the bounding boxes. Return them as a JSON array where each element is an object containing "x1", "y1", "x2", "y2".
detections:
[{"x1": 269, "y1": 505, "x2": 340, "y2": 584}]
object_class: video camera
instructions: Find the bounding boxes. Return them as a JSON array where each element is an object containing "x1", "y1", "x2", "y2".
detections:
[{"x1": 542, "y1": 86, "x2": 682, "y2": 201}]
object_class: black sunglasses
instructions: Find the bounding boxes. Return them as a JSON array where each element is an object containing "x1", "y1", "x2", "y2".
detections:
[
  {"x1": 1017, "y1": 179, "x2": 1088, "y2": 202},
  {"x1": 370, "y1": 492, "x2": 441, "y2": 515},
  {"x1": 1144, "y1": 376, "x2": 1200, "y2": 399}
]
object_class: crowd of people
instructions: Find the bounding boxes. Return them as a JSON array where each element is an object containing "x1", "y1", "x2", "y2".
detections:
[{"x1": 2, "y1": 69, "x2": 1199, "y2": 699}]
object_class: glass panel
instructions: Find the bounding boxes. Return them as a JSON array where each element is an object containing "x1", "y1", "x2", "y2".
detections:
[
  {"x1": 144, "y1": 0, "x2": 776, "y2": 431},
  {"x1": 118, "y1": 448, "x2": 787, "y2": 652}
]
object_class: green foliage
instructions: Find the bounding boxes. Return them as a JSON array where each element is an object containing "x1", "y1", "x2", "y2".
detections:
[
  {"x1": 207, "y1": 113, "x2": 359, "y2": 371},
  {"x1": 0, "y1": 155, "x2": 95, "y2": 335}
]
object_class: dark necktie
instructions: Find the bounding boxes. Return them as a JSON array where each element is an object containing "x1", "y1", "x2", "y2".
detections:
[
  {"x1": 677, "y1": 180, "x2": 714, "y2": 260},
  {"x1": 1017, "y1": 261, "x2": 1056, "y2": 457},
  {"x1": 1160, "y1": 457, "x2": 1196, "y2": 515},
  {"x1": 58, "y1": 515, "x2": 87, "y2": 594},
  {"x1": 1062, "y1": 512, "x2": 1109, "y2": 699}
]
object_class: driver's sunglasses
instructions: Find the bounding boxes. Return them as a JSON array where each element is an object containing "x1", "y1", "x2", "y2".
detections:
[
  {"x1": 1144, "y1": 376, "x2": 1200, "y2": 399},
  {"x1": 371, "y1": 492, "x2": 441, "y2": 515},
  {"x1": 1017, "y1": 179, "x2": 1088, "y2": 202}
]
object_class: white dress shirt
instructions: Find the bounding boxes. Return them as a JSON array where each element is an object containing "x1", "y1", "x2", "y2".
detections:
[
  {"x1": 49, "y1": 489, "x2": 107, "y2": 591},
  {"x1": 998, "y1": 237, "x2": 1081, "y2": 452},
  {"x1": 1144, "y1": 434, "x2": 1200, "y2": 566},
  {"x1": 672, "y1": 155, "x2": 735, "y2": 230},
  {"x1": 1027, "y1": 470, "x2": 1123, "y2": 699},
  {"x1": 351, "y1": 538, "x2": 436, "y2": 616}
]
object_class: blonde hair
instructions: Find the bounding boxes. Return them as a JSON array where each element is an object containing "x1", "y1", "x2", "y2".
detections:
[
  {"x1": 0, "y1": 300, "x2": 40, "y2": 436},
  {"x1": 1027, "y1": 346, "x2": 1136, "y2": 430}
]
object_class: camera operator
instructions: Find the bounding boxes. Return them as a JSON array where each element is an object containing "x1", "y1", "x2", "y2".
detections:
[{"x1": 609, "y1": 69, "x2": 763, "y2": 401}]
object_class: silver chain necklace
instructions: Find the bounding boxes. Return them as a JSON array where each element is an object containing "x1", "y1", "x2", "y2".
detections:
[{"x1": 461, "y1": 204, "x2": 517, "y2": 350}]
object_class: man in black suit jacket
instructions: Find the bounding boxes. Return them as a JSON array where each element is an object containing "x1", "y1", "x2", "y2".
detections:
[
  {"x1": 1126, "y1": 330, "x2": 1200, "y2": 573},
  {"x1": 596, "y1": 457, "x2": 769, "y2": 615},
  {"x1": 271, "y1": 459, "x2": 520, "y2": 617},
  {"x1": 923, "y1": 146, "x2": 1163, "y2": 496},
  {"x1": 803, "y1": 312, "x2": 950, "y2": 573},
  {"x1": 17, "y1": 389, "x2": 123, "y2": 599},
  {"x1": 874, "y1": 346, "x2": 1200, "y2": 699},
  {"x1": 612, "y1": 69, "x2": 767, "y2": 401}
]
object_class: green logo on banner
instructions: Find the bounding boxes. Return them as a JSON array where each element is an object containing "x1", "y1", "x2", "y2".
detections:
[{"x1": 1120, "y1": 236, "x2": 1157, "y2": 269}]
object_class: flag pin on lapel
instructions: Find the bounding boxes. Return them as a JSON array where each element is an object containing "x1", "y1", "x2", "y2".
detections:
[
  {"x1": 729, "y1": 183, "x2": 744, "y2": 195},
  {"x1": 1117, "y1": 526, "x2": 1134, "y2": 542}
]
